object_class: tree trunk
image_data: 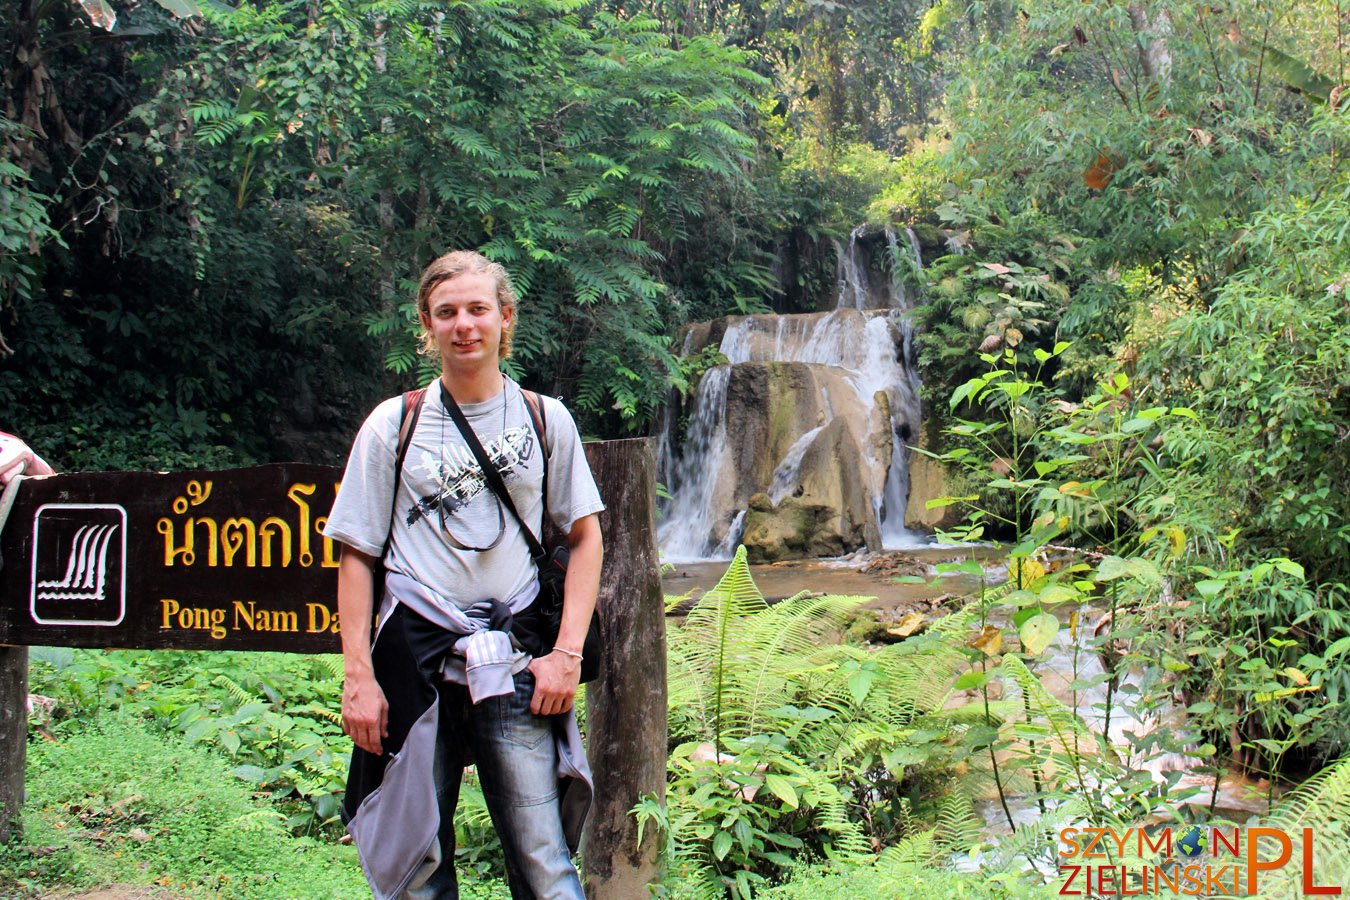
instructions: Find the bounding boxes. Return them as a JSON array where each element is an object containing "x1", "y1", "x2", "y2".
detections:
[
  {"x1": 580, "y1": 439, "x2": 666, "y2": 899},
  {"x1": 373, "y1": 16, "x2": 396, "y2": 310},
  {"x1": 1129, "y1": 3, "x2": 1173, "y2": 85},
  {"x1": 0, "y1": 646, "x2": 27, "y2": 843}
]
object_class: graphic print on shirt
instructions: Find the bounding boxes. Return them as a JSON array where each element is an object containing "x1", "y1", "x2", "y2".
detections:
[{"x1": 406, "y1": 425, "x2": 535, "y2": 529}]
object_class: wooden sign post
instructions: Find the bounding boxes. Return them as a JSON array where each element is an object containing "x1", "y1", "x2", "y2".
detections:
[{"x1": 0, "y1": 441, "x2": 666, "y2": 898}]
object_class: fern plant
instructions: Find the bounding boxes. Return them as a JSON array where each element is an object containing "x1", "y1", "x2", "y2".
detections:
[
  {"x1": 644, "y1": 548, "x2": 994, "y2": 898},
  {"x1": 1256, "y1": 756, "x2": 1350, "y2": 900}
]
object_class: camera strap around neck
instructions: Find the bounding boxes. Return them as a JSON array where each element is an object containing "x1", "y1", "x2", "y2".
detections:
[{"x1": 438, "y1": 379, "x2": 549, "y2": 566}]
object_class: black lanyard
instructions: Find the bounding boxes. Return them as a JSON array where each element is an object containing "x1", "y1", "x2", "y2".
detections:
[{"x1": 439, "y1": 380, "x2": 548, "y2": 564}]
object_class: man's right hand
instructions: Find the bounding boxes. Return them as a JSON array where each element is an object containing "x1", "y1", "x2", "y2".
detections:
[
  {"x1": 342, "y1": 673, "x2": 389, "y2": 756},
  {"x1": 336, "y1": 546, "x2": 385, "y2": 755}
]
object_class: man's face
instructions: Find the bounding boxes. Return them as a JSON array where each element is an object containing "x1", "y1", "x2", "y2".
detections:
[{"x1": 420, "y1": 271, "x2": 513, "y2": 374}]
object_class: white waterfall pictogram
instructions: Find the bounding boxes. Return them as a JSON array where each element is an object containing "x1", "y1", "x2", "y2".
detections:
[{"x1": 36, "y1": 523, "x2": 119, "y2": 601}]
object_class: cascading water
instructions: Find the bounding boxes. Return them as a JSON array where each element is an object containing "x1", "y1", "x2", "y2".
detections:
[
  {"x1": 836, "y1": 225, "x2": 871, "y2": 310},
  {"x1": 659, "y1": 226, "x2": 931, "y2": 561},
  {"x1": 877, "y1": 227, "x2": 926, "y2": 549},
  {"x1": 660, "y1": 365, "x2": 736, "y2": 561}
]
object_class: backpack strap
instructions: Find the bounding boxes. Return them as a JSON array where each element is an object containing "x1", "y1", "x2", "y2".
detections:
[
  {"x1": 382, "y1": 387, "x2": 426, "y2": 560},
  {"x1": 522, "y1": 390, "x2": 550, "y2": 513},
  {"x1": 439, "y1": 381, "x2": 550, "y2": 564},
  {"x1": 371, "y1": 387, "x2": 425, "y2": 632}
]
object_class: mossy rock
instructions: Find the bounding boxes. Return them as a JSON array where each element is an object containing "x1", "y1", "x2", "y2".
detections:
[{"x1": 742, "y1": 496, "x2": 849, "y2": 563}]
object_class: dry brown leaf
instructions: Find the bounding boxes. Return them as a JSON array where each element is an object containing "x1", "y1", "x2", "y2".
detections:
[
  {"x1": 968, "y1": 625, "x2": 1003, "y2": 656},
  {"x1": 887, "y1": 611, "x2": 926, "y2": 638},
  {"x1": 1084, "y1": 153, "x2": 1116, "y2": 190}
]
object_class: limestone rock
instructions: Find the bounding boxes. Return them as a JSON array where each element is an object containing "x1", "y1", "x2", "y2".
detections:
[
  {"x1": 904, "y1": 419, "x2": 961, "y2": 531},
  {"x1": 740, "y1": 415, "x2": 882, "y2": 562}
]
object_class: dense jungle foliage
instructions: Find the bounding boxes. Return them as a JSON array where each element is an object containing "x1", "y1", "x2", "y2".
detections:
[{"x1": 3, "y1": 0, "x2": 1348, "y2": 896}]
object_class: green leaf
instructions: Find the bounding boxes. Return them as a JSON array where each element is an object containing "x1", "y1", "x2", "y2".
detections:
[
  {"x1": 926, "y1": 495, "x2": 978, "y2": 510},
  {"x1": 954, "y1": 670, "x2": 990, "y2": 691},
  {"x1": 1238, "y1": 43, "x2": 1336, "y2": 102},
  {"x1": 763, "y1": 774, "x2": 799, "y2": 809},
  {"x1": 1018, "y1": 613, "x2": 1059, "y2": 656},
  {"x1": 1273, "y1": 558, "x2": 1305, "y2": 579},
  {"x1": 1096, "y1": 556, "x2": 1130, "y2": 580},
  {"x1": 1038, "y1": 583, "x2": 1080, "y2": 605},
  {"x1": 965, "y1": 725, "x2": 1000, "y2": 749},
  {"x1": 847, "y1": 669, "x2": 877, "y2": 705},
  {"x1": 1324, "y1": 636, "x2": 1350, "y2": 659},
  {"x1": 767, "y1": 705, "x2": 836, "y2": 722},
  {"x1": 884, "y1": 746, "x2": 933, "y2": 769},
  {"x1": 1124, "y1": 557, "x2": 1161, "y2": 583},
  {"x1": 1195, "y1": 579, "x2": 1228, "y2": 599},
  {"x1": 713, "y1": 829, "x2": 733, "y2": 860},
  {"x1": 949, "y1": 377, "x2": 982, "y2": 410}
]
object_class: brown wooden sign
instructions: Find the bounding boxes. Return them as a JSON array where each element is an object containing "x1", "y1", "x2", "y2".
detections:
[{"x1": 0, "y1": 465, "x2": 344, "y2": 653}]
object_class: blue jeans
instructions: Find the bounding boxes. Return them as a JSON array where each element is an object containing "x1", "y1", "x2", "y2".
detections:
[{"x1": 404, "y1": 670, "x2": 583, "y2": 900}]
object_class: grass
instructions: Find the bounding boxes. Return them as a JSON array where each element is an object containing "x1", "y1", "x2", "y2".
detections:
[{"x1": 0, "y1": 712, "x2": 508, "y2": 899}]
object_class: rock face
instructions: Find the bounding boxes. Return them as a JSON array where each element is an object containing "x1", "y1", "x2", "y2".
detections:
[
  {"x1": 904, "y1": 419, "x2": 962, "y2": 532},
  {"x1": 660, "y1": 310, "x2": 916, "y2": 562},
  {"x1": 740, "y1": 410, "x2": 882, "y2": 561}
]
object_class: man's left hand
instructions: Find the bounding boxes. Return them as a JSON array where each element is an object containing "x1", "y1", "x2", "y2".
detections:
[{"x1": 528, "y1": 650, "x2": 582, "y2": 716}]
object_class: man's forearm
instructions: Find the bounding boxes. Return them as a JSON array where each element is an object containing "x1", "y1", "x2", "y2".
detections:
[
  {"x1": 337, "y1": 547, "x2": 377, "y2": 677},
  {"x1": 555, "y1": 514, "x2": 602, "y2": 654},
  {"x1": 336, "y1": 544, "x2": 389, "y2": 754}
]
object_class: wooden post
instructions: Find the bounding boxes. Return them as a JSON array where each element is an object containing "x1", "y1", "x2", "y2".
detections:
[
  {"x1": 0, "y1": 645, "x2": 25, "y2": 843},
  {"x1": 581, "y1": 439, "x2": 666, "y2": 899}
]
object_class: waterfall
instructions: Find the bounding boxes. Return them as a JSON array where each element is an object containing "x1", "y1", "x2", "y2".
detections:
[
  {"x1": 660, "y1": 226, "x2": 931, "y2": 561},
  {"x1": 836, "y1": 225, "x2": 870, "y2": 310},
  {"x1": 876, "y1": 228, "x2": 927, "y2": 548},
  {"x1": 660, "y1": 365, "x2": 735, "y2": 561}
]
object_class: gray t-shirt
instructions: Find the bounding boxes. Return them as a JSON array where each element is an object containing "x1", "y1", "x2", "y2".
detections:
[{"x1": 324, "y1": 377, "x2": 605, "y2": 609}]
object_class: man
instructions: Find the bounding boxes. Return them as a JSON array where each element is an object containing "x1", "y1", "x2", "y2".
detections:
[{"x1": 324, "y1": 250, "x2": 604, "y2": 900}]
